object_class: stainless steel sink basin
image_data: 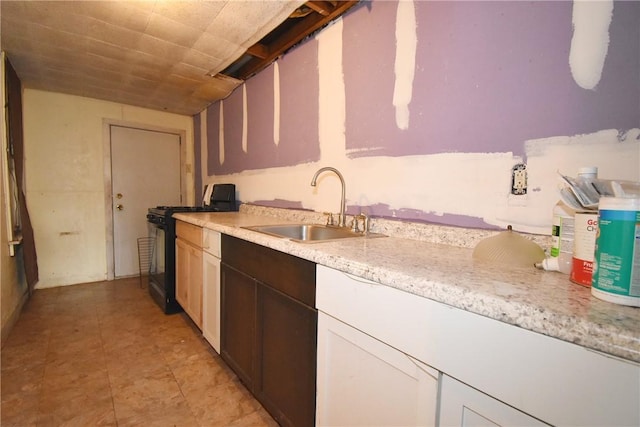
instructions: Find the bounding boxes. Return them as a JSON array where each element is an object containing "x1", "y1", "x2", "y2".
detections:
[{"x1": 243, "y1": 224, "x2": 382, "y2": 243}]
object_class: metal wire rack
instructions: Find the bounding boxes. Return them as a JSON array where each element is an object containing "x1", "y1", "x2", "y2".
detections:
[{"x1": 137, "y1": 237, "x2": 155, "y2": 288}]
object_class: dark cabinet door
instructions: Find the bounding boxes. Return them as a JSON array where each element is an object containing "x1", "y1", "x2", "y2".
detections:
[
  {"x1": 220, "y1": 234, "x2": 317, "y2": 426},
  {"x1": 220, "y1": 264, "x2": 256, "y2": 388},
  {"x1": 256, "y1": 284, "x2": 317, "y2": 427}
]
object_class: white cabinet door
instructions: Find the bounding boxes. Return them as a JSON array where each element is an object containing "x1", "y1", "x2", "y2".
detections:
[
  {"x1": 202, "y1": 250, "x2": 221, "y2": 353},
  {"x1": 317, "y1": 312, "x2": 439, "y2": 427},
  {"x1": 317, "y1": 265, "x2": 640, "y2": 427},
  {"x1": 439, "y1": 375, "x2": 549, "y2": 427}
]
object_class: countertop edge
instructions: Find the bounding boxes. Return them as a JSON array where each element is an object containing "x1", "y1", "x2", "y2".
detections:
[{"x1": 173, "y1": 211, "x2": 640, "y2": 364}]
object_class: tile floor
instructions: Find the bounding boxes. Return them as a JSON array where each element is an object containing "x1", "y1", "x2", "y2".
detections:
[{"x1": 1, "y1": 277, "x2": 278, "y2": 426}]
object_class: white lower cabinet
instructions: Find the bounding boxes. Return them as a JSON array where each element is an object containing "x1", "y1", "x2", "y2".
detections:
[
  {"x1": 439, "y1": 375, "x2": 548, "y2": 427},
  {"x1": 317, "y1": 312, "x2": 438, "y2": 427},
  {"x1": 316, "y1": 265, "x2": 640, "y2": 427},
  {"x1": 202, "y1": 229, "x2": 221, "y2": 353}
]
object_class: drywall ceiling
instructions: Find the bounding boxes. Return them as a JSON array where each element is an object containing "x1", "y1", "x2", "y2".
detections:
[{"x1": 1, "y1": 1, "x2": 357, "y2": 116}]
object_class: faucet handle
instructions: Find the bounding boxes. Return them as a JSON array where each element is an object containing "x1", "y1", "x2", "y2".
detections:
[
  {"x1": 323, "y1": 212, "x2": 335, "y2": 226},
  {"x1": 359, "y1": 213, "x2": 370, "y2": 234},
  {"x1": 351, "y1": 213, "x2": 369, "y2": 234},
  {"x1": 350, "y1": 216, "x2": 360, "y2": 233}
]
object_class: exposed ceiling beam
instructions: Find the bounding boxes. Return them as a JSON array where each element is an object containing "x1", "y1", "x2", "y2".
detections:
[
  {"x1": 247, "y1": 43, "x2": 270, "y2": 60},
  {"x1": 306, "y1": 1, "x2": 335, "y2": 16},
  {"x1": 221, "y1": 1, "x2": 359, "y2": 81}
]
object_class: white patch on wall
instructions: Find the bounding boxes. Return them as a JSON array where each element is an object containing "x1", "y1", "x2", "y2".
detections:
[
  {"x1": 569, "y1": 0, "x2": 613, "y2": 90},
  {"x1": 208, "y1": 128, "x2": 639, "y2": 236},
  {"x1": 242, "y1": 84, "x2": 248, "y2": 153},
  {"x1": 273, "y1": 63, "x2": 280, "y2": 146},
  {"x1": 200, "y1": 110, "x2": 207, "y2": 182},
  {"x1": 219, "y1": 101, "x2": 225, "y2": 165},
  {"x1": 393, "y1": 0, "x2": 417, "y2": 130},
  {"x1": 317, "y1": 18, "x2": 346, "y2": 161}
]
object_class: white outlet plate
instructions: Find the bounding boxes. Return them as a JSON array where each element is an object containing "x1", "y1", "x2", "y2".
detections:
[{"x1": 511, "y1": 163, "x2": 527, "y2": 195}]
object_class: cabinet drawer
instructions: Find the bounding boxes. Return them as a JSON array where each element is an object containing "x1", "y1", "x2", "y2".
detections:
[
  {"x1": 222, "y1": 235, "x2": 315, "y2": 307},
  {"x1": 176, "y1": 221, "x2": 202, "y2": 247}
]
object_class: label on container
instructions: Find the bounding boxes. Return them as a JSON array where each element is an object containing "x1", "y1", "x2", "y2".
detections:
[
  {"x1": 592, "y1": 209, "x2": 640, "y2": 297},
  {"x1": 570, "y1": 212, "x2": 597, "y2": 287},
  {"x1": 551, "y1": 216, "x2": 574, "y2": 257}
]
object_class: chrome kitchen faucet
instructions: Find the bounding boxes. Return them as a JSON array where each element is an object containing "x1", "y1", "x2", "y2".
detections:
[{"x1": 310, "y1": 167, "x2": 347, "y2": 228}]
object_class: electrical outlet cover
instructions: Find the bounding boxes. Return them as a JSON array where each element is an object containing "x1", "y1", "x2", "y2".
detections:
[{"x1": 511, "y1": 163, "x2": 527, "y2": 195}]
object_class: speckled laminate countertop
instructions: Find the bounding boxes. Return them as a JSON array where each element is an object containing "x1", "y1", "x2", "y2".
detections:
[{"x1": 174, "y1": 205, "x2": 640, "y2": 363}]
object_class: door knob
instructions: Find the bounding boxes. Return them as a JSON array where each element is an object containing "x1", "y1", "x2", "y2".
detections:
[
  {"x1": 116, "y1": 193, "x2": 123, "y2": 199},
  {"x1": 116, "y1": 204, "x2": 124, "y2": 211}
]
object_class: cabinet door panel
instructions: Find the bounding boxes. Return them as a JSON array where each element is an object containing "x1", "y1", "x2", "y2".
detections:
[
  {"x1": 439, "y1": 375, "x2": 549, "y2": 427},
  {"x1": 203, "y1": 251, "x2": 221, "y2": 353},
  {"x1": 257, "y1": 284, "x2": 317, "y2": 427},
  {"x1": 176, "y1": 237, "x2": 203, "y2": 328},
  {"x1": 221, "y1": 264, "x2": 256, "y2": 388},
  {"x1": 175, "y1": 238, "x2": 189, "y2": 309},
  {"x1": 317, "y1": 312, "x2": 438, "y2": 427},
  {"x1": 188, "y1": 244, "x2": 203, "y2": 327}
]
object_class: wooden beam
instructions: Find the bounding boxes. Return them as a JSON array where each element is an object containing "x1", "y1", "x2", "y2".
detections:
[
  {"x1": 234, "y1": 1, "x2": 359, "y2": 80},
  {"x1": 246, "y1": 43, "x2": 269, "y2": 59},
  {"x1": 306, "y1": 1, "x2": 334, "y2": 16}
]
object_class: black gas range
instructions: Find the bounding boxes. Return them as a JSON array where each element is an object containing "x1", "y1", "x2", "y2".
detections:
[{"x1": 146, "y1": 183, "x2": 237, "y2": 314}]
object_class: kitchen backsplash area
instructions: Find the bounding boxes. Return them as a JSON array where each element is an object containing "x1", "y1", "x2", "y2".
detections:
[
  {"x1": 195, "y1": 0, "x2": 639, "y2": 235},
  {"x1": 241, "y1": 204, "x2": 552, "y2": 250}
]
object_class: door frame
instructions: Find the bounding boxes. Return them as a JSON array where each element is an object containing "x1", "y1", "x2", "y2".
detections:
[{"x1": 102, "y1": 119, "x2": 187, "y2": 280}]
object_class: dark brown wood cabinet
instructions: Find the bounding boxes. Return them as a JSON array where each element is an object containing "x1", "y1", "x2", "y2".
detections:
[
  {"x1": 220, "y1": 264, "x2": 256, "y2": 388},
  {"x1": 221, "y1": 235, "x2": 317, "y2": 427}
]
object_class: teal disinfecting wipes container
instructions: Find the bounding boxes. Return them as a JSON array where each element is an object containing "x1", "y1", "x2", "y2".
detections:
[{"x1": 591, "y1": 196, "x2": 640, "y2": 307}]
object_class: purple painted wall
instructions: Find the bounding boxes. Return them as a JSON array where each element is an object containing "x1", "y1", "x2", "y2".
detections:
[
  {"x1": 344, "y1": 1, "x2": 639, "y2": 157},
  {"x1": 206, "y1": 39, "x2": 321, "y2": 175}
]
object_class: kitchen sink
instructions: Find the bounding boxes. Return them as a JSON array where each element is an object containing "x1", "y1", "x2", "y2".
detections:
[{"x1": 243, "y1": 224, "x2": 383, "y2": 243}]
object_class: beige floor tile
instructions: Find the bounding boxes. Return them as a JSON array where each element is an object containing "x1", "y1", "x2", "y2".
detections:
[
  {"x1": 46, "y1": 334, "x2": 103, "y2": 358},
  {"x1": 114, "y1": 395, "x2": 199, "y2": 427},
  {"x1": 228, "y1": 407, "x2": 281, "y2": 427},
  {"x1": 190, "y1": 378, "x2": 266, "y2": 426},
  {"x1": 37, "y1": 393, "x2": 116, "y2": 427},
  {"x1": 43, "y1": 356, "x2": 109, "y2": 383},
  {"x1": 1, "y1": 278, "x2": 277, "y2": 427},
  {"x1": 111, "y1": 369, "x2": 198, "y2": 426},
  {"x1": 1, "y1": 341, "x2": 48, "y2": 370},
  {"x1": 38, "y1": 370, "x2": 115, "y2": 427},
  {"x1": 1, "y1": 363, "x2": 45, "y2": 397},
  {"x1": 40, "y1": 370, "x2": 111, "y2": 406},
  {"x1": 1, "y1": 391, "x2": 39, "y2": 426},
  {"x1": 172, "y1": 352, "x2": 237, "y2": 396}
]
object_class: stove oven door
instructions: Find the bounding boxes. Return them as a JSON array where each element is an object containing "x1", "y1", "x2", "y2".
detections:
[{"x1": 148, "y1": 221, "x2": 166, "y2": 302}]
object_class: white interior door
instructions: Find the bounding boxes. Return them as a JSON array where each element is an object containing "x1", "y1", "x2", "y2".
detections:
[{"x1": 111, "y1": 126, "x2": 181, "y2": 278}]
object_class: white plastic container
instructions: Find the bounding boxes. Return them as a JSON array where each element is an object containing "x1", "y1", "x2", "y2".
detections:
[
  {"x1": 591, "y1": 196, "x2": 640, "y2": 307},
  {"x1": 577, "y1": 166, "x2": 598, "y2": 180}
]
